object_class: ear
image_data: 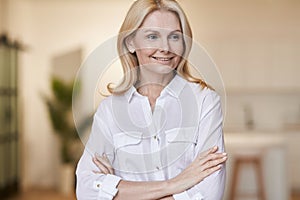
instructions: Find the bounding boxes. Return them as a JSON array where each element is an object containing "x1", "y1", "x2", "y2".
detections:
[{"x1": 125, "y1": 36, "x2": 135, "y2": 53}]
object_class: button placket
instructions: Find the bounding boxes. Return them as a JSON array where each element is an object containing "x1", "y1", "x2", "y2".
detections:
[
  {"x1": 153, "y1": 97, "x2": 166, "y2": 175},
  {"x1": 141, "y1": 97, "x2": 152, "y2": 126}
]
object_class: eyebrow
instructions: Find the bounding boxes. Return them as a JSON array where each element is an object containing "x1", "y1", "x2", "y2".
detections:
[{"x1": 142, "y1": 29, "x2": 182, "y2": 34}]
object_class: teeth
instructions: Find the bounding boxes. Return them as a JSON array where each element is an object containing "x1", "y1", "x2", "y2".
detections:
[{"x1": 154, "y1": 57, "x2": 171, "y2": 61}]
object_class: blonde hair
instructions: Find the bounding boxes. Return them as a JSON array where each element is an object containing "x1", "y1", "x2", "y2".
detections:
[{"x1": 107, "y1": 0, "x2": 209, "y2": 94}]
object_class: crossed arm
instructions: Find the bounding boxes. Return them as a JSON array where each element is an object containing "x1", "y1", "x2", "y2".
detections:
[{"x1": 92, "y1": 146, "x2": 227, "y2": 200}]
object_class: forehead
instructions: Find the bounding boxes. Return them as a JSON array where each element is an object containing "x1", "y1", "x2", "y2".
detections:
[{"x1": 140, "y1": 10, "x2": 181, "y2": 31}]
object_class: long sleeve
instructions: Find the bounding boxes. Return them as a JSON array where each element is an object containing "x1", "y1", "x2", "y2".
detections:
[
  {"x1": 76, "y1": 103, "x2": 122, "y2": 200},
  {"x1": 173, "y1": 90, "x2": 226, "y2": 200}
]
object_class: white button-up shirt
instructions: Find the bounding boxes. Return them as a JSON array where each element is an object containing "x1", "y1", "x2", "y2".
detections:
[{"x1": 76, "y1": 74, "x2": 225, "y2": 200}]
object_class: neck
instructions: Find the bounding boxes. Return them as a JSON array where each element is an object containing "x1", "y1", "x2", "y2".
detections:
[
  {"x1": 137, "y1": 69, "x2": 175, "y2": 88},
  {"x1": 136, "y1": 68, "x2": 175, "y2": 112},
  {"x1": 136, "y1": 69, "x2": 175, "y2": 98}
]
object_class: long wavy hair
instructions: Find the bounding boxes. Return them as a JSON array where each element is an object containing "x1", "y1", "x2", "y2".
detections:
[{"x1": 107, "y1": 0, "x2": 209, "y2": 94}]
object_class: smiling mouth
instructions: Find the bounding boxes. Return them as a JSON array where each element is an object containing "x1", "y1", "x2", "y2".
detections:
[{"x1": 152, "y1": 56, "x2": 173, "y2": 61}]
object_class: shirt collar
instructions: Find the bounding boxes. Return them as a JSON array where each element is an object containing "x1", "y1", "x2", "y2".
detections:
[
  {"x1": 124, "y1": 74, "x2": 187, "y2": 103},
  {"x1": 162, "y1": 74, "x2": 187, "y2": 98},
  {"x1": 124, "y1": 86, "x2": 137, "y2": 103}
]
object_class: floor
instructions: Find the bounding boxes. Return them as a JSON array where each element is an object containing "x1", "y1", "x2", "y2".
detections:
[
  {"x1": 4, "y1": 190, "x2": 300, "y2": 200},
  {"x1": 6, "y1": 189, "x2": 76, "y2": 200}
]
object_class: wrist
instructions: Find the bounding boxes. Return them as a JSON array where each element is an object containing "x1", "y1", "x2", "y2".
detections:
[{"x1": 164, "y1": 178, "x2": 177, "y2": 195}]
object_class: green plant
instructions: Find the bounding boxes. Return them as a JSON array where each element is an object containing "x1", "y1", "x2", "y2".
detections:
[{"x1": 45, "y1": 77, "x2": 91, "y2": 164}]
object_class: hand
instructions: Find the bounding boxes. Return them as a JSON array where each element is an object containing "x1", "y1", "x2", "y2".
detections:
[
  {"x1": 168, "y1": 146, "x2": 227, "y2": 194},
  {"x1": 92, "y1": 153, "x2": 115, "y2": 175}
]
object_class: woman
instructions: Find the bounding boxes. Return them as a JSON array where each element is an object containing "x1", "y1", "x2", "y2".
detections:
[{"x1": 76, "y1": 0, "x2": 227, "y2": 199}]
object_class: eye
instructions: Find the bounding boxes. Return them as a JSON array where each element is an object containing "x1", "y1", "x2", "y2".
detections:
[
  {"x1": 169, "y1": 33, "x2": 181, "y2": 41},
  {"x1": 146, "y1": 34, "x2": 158, "y2": 40}
]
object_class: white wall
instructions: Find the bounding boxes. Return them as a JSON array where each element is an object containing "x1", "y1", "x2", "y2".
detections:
[
  {"x1": 3, "y1": 0, "x2": 300, "y2": 190},
  {"x1": 181, "y1": 0, "x2": 300, "y2": 131}
]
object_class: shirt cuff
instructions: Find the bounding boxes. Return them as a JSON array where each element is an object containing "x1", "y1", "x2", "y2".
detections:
[
  {"x1": 173, "y1": 191, "x2": 191, "y2": 200},
  {"x1": 93, "y1": 174, "x2": 122, "y2": 200},
  {"x1": 173, "y1": 191, "x2": 204, "y2": 200}
]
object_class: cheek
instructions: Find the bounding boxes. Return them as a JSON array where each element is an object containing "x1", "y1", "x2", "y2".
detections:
[
  {"x1": 171, "y1": 43, "x2": 184, "y2": 64},
  {"x1": 172, "y1": 56, "x2": 182, "y2": 67},
  {"x1": 170, "y1": 42, "x2": 185, "y2": 56},
  {"x1": 135, "y1": 49, "x2": 155, "y2": 64}
]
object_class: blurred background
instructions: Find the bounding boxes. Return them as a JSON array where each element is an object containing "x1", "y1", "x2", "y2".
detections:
[{"x1": 0, "y1": 0, "x2": 299, "y2": 199}]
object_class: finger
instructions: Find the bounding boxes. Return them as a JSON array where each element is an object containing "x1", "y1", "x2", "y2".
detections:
[
  {"x1": 201, "y1": 156, "x2": 227, "y2": 172},
  {"x1": 93, "y1": 157, "x2": 108, "y2": 174},
  {"x1": 95, "y1": 154, "x2": 114, "y2": 174},
  {"x1": 198, "y1": 146, "x2": 218, "y2": 158},
  {"x1": 199, "y1": 152, "x2": 227, "y2": 166},
  {"x1": 103, "y1": 154, "x2": 115, "y2": 174},
  {"x1": 102, "y1": 154, "x2": 112, "y2": 166},
  {"x1": 93, "y1": 157, "x2": 109, "y2": 174},
  {"x1": 202, "y1": 164, "x2": 223, "y2": 179}
]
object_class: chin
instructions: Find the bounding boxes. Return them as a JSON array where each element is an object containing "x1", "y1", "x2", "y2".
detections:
[{"x1": 143, "y1": 63, "x2": 175, "y2": 74}]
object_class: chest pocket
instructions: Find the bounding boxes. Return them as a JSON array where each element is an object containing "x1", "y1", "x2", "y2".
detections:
[
  {"x1": 113, "y1": 131, "x2": 148, "y2": 173},
  {"x1": 113, "y1": 131, "x2": 143, "y2": 153},
  {"x1": 165, "y1": 127, "x2": 197, "y2": 168},
  {"x1": 166, "y1": 127, "x2": 197, "y2": 143}
]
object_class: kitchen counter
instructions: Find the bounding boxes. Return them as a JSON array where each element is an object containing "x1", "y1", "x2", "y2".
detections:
[{"x1": 225, "y1": 132, "x2": 286, "y2": 148}]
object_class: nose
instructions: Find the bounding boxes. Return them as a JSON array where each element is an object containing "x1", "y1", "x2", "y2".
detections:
[{"x1": 159, "y1": 38, "x2": 170, "y2": 53}]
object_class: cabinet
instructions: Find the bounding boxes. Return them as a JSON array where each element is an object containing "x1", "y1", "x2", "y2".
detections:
[
  {"x1": 0, "y1": 36, "x2": 20, "y2": 198},
  {"x1": 206, "y1": 38, "x2": 300, "y2": 90}
]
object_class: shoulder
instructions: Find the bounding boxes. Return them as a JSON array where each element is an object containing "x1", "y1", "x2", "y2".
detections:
[
  {"x1": 185, "y1": 82, "x2": 222, "y2": 120},
  {"x1": 94, "y1": 95, "x2": 115, "y2": 116},
  {"x1": 95, "y1": 92, "x2": 128, "y2": 116},
  {"x1": 185, "y1": 81, "x2": 220, "y2": 105},
  {"x1": 96, "y1": 95, "x2": 112, "y2": 110}
]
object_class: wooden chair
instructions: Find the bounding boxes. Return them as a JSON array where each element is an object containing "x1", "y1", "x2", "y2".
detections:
[{"x1": 229, "y1": 153, "x2": 266, "y2": 200}]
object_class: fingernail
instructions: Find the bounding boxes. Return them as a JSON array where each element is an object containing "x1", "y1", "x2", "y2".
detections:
[
  {"x1": 222, "y1": 153, "x2": 227, "y2": 156},
  {"x1": 223, "y1": 156, "x2": 227, "y2": 160}
]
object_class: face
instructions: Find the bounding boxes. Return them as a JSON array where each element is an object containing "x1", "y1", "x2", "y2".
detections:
[{"x1": 128, "y1": 10, "x2": 185, "y2": 74}]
